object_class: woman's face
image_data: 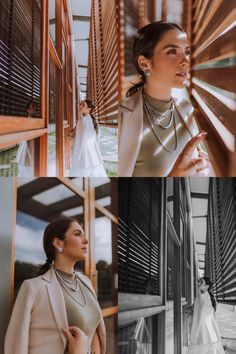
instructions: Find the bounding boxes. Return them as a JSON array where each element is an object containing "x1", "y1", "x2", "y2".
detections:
[
  {"x1": 60, "y1": 221, "x2": 88, "y2": 261},
  {"x1": 80, "y1": 101, "x2": 91, "y2": 116},
  {"x1": 198, "y1": 278, "x2": 209, "y2": 292},
  {"x1": 141, "y1": 29, "x2": 190, "y2": 89}
]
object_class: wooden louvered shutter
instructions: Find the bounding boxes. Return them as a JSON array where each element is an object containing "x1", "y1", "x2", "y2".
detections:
[
  {"x1": 123, "y1": 0, "x2": 139, "y2": 77},
  {"x1": 87, "y1": 0, "x2": 118, "y2": 125},
  {"x1": 118, "y1": 178, "x2": 161, "y2": 296},
  {"x1": 206, "y1": 178, "x2": 236, "y2": 302},
  {"x1": 0, "y1": 0, "x2": 41, "y2": 117},
  {"x1": 184, "y1": 0, "x2": 236, "y2": 175}
]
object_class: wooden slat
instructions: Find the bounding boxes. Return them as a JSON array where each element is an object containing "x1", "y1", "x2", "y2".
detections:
[
  {"x1": 0, "y1": 116, "x2": 45, "y2": 135},
  {"x1": 191, "y1": 105, "x2": 230, "y2": 176},
  {"x1": 192, "y1": 83, "x2": 236, "y2": 133},
  {"x1": 193, "y1": 67, "x2": 236, "y2": 93},
  {"x1": 0, "y1": 128, "x2": 48, "y2": 149},
  {"x1": 193, "y1": 5, "x2": 236, "y2": 58},
  {"x1": 193, "y1": 0, "x2": 224, "y2": 45},
  {"x1": 194, "y1": 26, "x2": 236, "y2": 65}
]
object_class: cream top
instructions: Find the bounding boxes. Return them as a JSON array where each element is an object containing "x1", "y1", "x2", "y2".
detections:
[
  {"x1": 132, "y1": 93, "x2": 193, "y2": 176},
  {"x1": 55, "y1": 270, "x2": 102, "y2": 352}
]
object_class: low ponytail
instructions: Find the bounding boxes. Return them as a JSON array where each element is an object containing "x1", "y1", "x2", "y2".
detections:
[
  {"x1": 126, "y1": 79, "x2": 144, "y2": 98},
  {"x1": 84, "y1": 99, "x2": 99, "y2": 134},
  {"x1": 202, "y1": 276, "x2": 217, "y2": 312},
  {"x1": 91, "y1": 113, "x2": 99, "y2": 134},
  {"x1": 37, "y1": 218, "x2": 77, "y2": 276},
  {"x1": 208, "y1": 289, "x2": 217, "y2": 312},
  {"x1": 38, "y1": 259, "x2": 53, "y2": 276}
]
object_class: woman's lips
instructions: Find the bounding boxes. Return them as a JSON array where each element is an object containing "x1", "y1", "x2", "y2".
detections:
[{"x1": 176, "y1": 72, "x2": 187, "y2": 78}]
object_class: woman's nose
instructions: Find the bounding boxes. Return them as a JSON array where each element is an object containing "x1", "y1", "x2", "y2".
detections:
[
  {"x1": 180, "y1": 53, "x2": 190, "y2": 66},
  {"x1": 83, "y1": 235, "x2": 89, "y2": 244}
]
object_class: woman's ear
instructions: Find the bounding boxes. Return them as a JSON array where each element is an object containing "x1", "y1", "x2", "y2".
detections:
[
  {"x1": 137, "y1": 55, "x2": 151, "y2": 73},
  {"x1": 52, "y1": 237, "x2": 64, "y2": 250}
]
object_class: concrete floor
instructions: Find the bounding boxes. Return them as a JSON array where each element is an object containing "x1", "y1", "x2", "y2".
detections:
[{"x1": 183, "y1": 303, "x2": 236, "y2": 353}]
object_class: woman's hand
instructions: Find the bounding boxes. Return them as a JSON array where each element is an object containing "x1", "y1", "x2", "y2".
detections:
[
  {"x1": 168, "y1": 132, "x2": 209, "y2": 176},
  {"x1": 63, "y1": 326, "x2": 89, "y2": 354},
  {"x1": 185, "y1": 304, "x2": 194, "y2": 317},
  {"x1": 67, "y1": 128, "x2": 76, "y2": 139}
]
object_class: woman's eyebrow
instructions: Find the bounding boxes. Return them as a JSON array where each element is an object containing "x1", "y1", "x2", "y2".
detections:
[{"x1": 163, "y1": 44, "x2": 191, "y2": 50}]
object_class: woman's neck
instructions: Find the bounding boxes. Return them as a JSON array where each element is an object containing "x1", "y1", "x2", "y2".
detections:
[
  {"x1": 53, "y1": 257, "x2": 75, "y2": 274},
  {"x1": 144, "y1": 80, "x2": 172, "y2": 102}
]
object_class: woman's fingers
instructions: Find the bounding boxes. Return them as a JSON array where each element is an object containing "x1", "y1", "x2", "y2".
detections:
[
  {"x1": 68, "y1": 326, "x2": 85, "y2": 338},
  {"x1": 198, "y1": 150, "x2": 209, "y2": 159},
  {"x1": 185, "y1": 158, "x2": 208, "y2": 175},
  {"x1": 62, "y1": 327, "x2": 74, "y2": 341},
  {"x1": 183, "y1": 132, "x2": 208, "y2": 157}
]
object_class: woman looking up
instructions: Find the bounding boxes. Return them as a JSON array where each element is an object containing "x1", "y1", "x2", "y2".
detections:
[{"x1": 119, "y1": 21, "x2": 212, "y2": 177}]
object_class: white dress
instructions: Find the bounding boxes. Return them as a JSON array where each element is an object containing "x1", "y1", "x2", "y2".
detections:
[
  {"x1": 16, "y1": 140, "x2": 34, "y2": 177},
  {"x1": 69, "y1": 114, "x2": 107, "y2": 177},
  {"x1": 187, "y1": 292, "x2": 225, "y2": 354}
]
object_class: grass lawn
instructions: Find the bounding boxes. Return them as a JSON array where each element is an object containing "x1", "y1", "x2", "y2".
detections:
[{"x1": 0, "y1": 146, "x2": 19, "y2": 176}]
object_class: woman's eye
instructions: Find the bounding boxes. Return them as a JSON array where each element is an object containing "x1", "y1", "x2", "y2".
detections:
[
  {"x1": 167, "y1": 49, "x2": 177, "y2": 55},
  {"x1": 185, "y1": 50, "x2": 191, "y2": 56}
]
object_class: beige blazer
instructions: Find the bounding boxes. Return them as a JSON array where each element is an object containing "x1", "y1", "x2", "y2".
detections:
[
  {"x1": 118, "y1": 89, "x2": 199, "y2": 176},
  {"x1": 4, "y1": 268, "x2": 103, "y2": 354}
]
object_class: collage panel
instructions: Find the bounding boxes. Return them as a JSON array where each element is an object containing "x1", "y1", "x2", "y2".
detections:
[
  {"x1": 0, "y1": 177, "x2": 118, "y2": 354},
  {"x1": 118, "y1": 177, "x2": 236, "y2": 354},
  {"x1": 118, "y1": 0, "x2": 236, "y2": 177},
  {"x1": 0, "y1": 0, "x2": 118, "y2": 177}
]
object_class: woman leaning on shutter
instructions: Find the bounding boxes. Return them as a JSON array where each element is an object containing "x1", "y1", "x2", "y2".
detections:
[
  {"x1": 4, "y1": 218, "x2": 106, "y2": 354},
  {"x1": 119, "y1": 21, "x2": 214, "y2": 177}
]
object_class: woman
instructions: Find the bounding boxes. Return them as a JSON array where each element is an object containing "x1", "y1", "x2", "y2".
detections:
[
  {"x1": 5, "y1": 218, "x2": 106, "y2": 354},
  {"x1": 187, "y1": 277, "x2": 225, "y2": 354},
  {"x1": 69, "y1": 100, "x2": 107, "y2": 177},
  {"x1": 119, "y1": 21, "x2": 211, "y2": 177}
]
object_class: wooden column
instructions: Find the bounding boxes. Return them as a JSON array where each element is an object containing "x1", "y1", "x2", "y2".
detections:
[{"x1": 55, "y1": 0, "x2": 64, "y2": 176}]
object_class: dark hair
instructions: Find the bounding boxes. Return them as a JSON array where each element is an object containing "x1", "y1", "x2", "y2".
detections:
[
  {"x1": 37, "y1": 218, "x2": 77, "y2": 276},
  {"x1": 202, "y1": 277, "x2": 217, "y2": 311},
  {"x1": 84, "y1": 99, "x2": 99, "y2": 134},
  {"x1": 126, "y1": 21, "x2": 185, "y2": 97}
]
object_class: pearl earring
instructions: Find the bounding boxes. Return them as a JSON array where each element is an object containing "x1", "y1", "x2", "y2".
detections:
[
  {"x1": 57, "y1": 247, "x2": 63, "y2": 253},
  {"x1": 144, "y1": 69, "x2": 151, "y2": 77}
]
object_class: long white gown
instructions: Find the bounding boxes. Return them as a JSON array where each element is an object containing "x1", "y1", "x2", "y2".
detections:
[
  {"x1": 69, "y1": 114, "x2": 107, "y2": 177},
  {"x1": 187, "y1": 292, "x2": 225, "y2": 354},
  {"x1": 16, "y1": 140, "x2": 34, "y2": 177}
]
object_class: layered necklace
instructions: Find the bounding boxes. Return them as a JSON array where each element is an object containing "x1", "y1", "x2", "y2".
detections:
[
  {"x1": 143, "y1": 94, "x2": 178, "y2": 152},
  {"x1": 54, "y1": 269, "x2": 87, "y2": 307}
]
